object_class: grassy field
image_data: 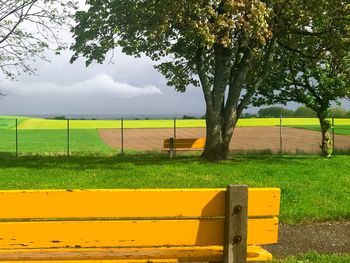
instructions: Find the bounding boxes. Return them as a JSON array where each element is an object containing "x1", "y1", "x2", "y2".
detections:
[
  {"x1": 1, "y1": 116, "x2": 350, "y2": 129},
  {"x1": 0, "y1": 129, "x2": 114, "y2": 154},
  {"x1": 0, "y1": 153, "x2": 349, "y2": 224},
  {"x1": 273, "y1": 253, "x2": 350, "y2": 263},
  {"x1": 291, "y1": 125, "x2": 350, "y2": 135}
]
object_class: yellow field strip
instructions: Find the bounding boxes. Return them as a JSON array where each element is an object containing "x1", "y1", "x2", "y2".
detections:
[{"x1": 15, "y1": 117, "x2": 350, "y2": 130}]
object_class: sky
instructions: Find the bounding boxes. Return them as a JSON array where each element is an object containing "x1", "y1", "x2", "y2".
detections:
[
  {"x1": 0, "y1": 0, "x2": 208, "y2": 117},
  {"x1": 0, "y1": 1, "x2": 349, "y2": 117},
  {"x1": 0, "y1": 48, "x2": 207, "y2": 117}
]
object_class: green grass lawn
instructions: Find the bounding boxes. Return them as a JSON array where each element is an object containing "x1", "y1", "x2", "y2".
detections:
[
  {"x1": 291, "y1": 125, "x2": 350, "y2": 135},
  {"x1": 0, "y1": 153, "x2": 349, "y2": 224},
  {"x1": 0, "y1": 129, "x2": 114, "y2": 154},
  {"x1": 273, "y1": 253, "x2": 350, "y2": 263},
  {"x1": 1, "y1": 116, "x2": 348, "y2": 129}
]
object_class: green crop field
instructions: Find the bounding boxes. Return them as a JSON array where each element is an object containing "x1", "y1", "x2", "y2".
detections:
[
  {"x1": 0, "y1": 117, "x2": 28, "y2": 129},
  {"x1": 0, "y1": 153, "x2": 349, "y2": 224},
  {"x1": 0, "y1": 129, "x2": 114, "y2": 154},
  {"x1": 290, "y1": 125, "x2": 350, "y2": 135}
]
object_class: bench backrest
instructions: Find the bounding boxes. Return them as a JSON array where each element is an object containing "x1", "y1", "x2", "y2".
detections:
[
  {"x1": 0, "y1": 187, "x2": 280, "y2": 261},
  {"x1": 164, "y1": 138, "x2": 206, "y2": 149}
]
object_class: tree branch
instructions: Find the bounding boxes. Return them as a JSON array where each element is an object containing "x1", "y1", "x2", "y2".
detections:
[
  {"x1": 277, "y1": 40, "x2": 319, "y2": 59},
  {"x1": 196, "y1": 48, "x2": 213, "y2": 110},
  {"x1": 237, "y1": 38, "x2": 278, "y2": 115}
]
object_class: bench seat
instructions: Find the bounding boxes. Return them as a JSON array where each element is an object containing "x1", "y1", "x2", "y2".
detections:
[
  {"x1": 0, "y1": 246, "x2": 271, "y2": 262},
  {"x1": 0, "y1": 187, "x2": 280, "y2": 263},
  {"x1": 161, "y1": 148, "x2": 204, "y2": 152},
  {"x1": 163, "y1": 138, "x2": 206, "y2": 158}
]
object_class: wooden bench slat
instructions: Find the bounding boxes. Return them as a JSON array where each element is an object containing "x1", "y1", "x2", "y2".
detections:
[
  {"x1": 163, "y1": 138, "x2": 206, "y2": 149},
  {"x1": 0, "y1": 218, "x2": 278, "y2": 249},
  {"x1": 164, "y1": 138, "x2": 205, "y2": 144},
  {"x1": 0, "y1": 189, "x2": 280, "y2": 219},
  {"x1": 0, "y1": 261, "x2": 178, "y2": 263},
  {"x1": 0, "y1": 245, "x2": 271, "y2": 262},
  {"x1": 161, "y1": 148, "x2": 204, "y2": 152}
]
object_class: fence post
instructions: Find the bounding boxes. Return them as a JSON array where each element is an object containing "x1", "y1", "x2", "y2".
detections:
[
  {"x1": 173, "y1": 117, "x2": 176, "y2": 157},
  {"x1": 121, "y1": 118, "x2": 124, "y2": 155},
  {"x1": 15, "y1": 118, "x2": 18, "y2": 157},
  {"x1": 280, "y1": 115, "x2": 283, "y2": 154},
  {"x1": 224, "y1": 185, "x2": 248, "y2": 263},
  {"x1": 67, "y1": 119, "x2": 70, "y2": 157},
  {"x1": 332, "y1": 117, "x2": 335, "y2": 153}
]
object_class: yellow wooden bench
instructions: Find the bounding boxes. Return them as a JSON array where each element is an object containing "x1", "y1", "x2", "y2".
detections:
[
  {"x1": 0, "y1": 185, "x2": 280, "y2": 263},
  {"x1": 163, "y1": 138, "x2": 206, "y2": 158}
]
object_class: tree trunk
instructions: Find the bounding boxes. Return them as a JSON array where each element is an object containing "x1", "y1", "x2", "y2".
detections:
[
  {"x1": 201, "y1": 113, "x2": 231, "y2": 161},
  {"x1": 199, "y1": 45, "x2": 233, "y2": 161},
  {"x1": 197, "y1": 39, "x2": 276, "y2": 161},
  {"x1": 199, "y1": 50, "x2": 251, "y2": 161},
  {"x1": 318, "y1": 115, "x2": 333, "y2": 157}
]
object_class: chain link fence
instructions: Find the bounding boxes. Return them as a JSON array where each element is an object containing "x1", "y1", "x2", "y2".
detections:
[{"x1": 0, "y1": 117, "x2": 349, "y2": 156}]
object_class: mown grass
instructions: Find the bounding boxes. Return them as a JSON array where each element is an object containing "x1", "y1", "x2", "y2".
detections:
[
  {"x1": 0, "y1": 153, "x2": 349, "y2": 225},
  {"x1": 2, "y1": 116, "x2": 347, "y2": 129},
  {"x1": 0, "y1": 129, "x2": 114, "y2": 154},
  {"x1": 291, "y1": 125, "x2": 350, "y2": 135},
  {"x1": 273, "y1": 253, "x2": 350, "y2": 263}
]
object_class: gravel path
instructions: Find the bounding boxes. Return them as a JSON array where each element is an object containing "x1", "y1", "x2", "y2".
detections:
[{"x1": 266, "y1": 221, "x2": 350, "y2": 258}]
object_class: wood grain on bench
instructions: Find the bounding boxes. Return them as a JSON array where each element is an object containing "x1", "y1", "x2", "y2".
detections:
[{"x1": 0, "y1": 188, "x2": 280, "y2": 262}]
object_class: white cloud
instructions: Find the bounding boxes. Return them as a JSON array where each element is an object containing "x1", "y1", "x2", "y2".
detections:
[{"x1": 1, "y1": 73, "x2": 162, "y2": 98}]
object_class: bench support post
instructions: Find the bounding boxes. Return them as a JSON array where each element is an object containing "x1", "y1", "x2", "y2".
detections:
[
  {"x1": 224, "y1": 185, "x2": 248, "y2": 263},
  {"x1": 169, "y1": 137, "x2": 174, "y2": 159}
]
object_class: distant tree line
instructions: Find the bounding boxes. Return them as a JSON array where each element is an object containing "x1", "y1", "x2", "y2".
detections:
[{"x1": 241, "y1": 106, "x2": 350, "y2": 119}]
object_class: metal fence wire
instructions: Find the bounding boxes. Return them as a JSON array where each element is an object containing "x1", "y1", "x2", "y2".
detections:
[{"x1": 0, "y1": 117, "x2": 349, "y2": 157}]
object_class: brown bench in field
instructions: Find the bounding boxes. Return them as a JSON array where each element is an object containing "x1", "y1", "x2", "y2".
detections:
[
  {"x1": 163, "y1": 137, "x2": 206, "y2": 158},
  {"x1": 0, "y1": 185, "x2": 280, "y2": 263}
]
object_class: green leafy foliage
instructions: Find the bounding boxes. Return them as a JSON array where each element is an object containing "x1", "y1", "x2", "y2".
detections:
[
  {"x1": 71, "y1": 0, "x2": 272, "y2": 90},
  {"x1": 253, "y1": 0, "x2": 350, "y2": 156}
]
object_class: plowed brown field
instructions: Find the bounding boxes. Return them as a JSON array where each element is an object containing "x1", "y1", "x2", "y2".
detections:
[{"x1": 99, "y1": 127, "x2": 350, "y2": 154}]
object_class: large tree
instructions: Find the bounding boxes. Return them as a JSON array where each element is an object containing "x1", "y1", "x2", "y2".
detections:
[
  {"x1": 71, "y1": 0, "x2": 347, "y2": 160},
  {"x1": 0, "y1": 0, "x2": 77, "y2": 79},
  {"x1": 254, "y1": 4, "x2": 350, "y2": 157}
]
